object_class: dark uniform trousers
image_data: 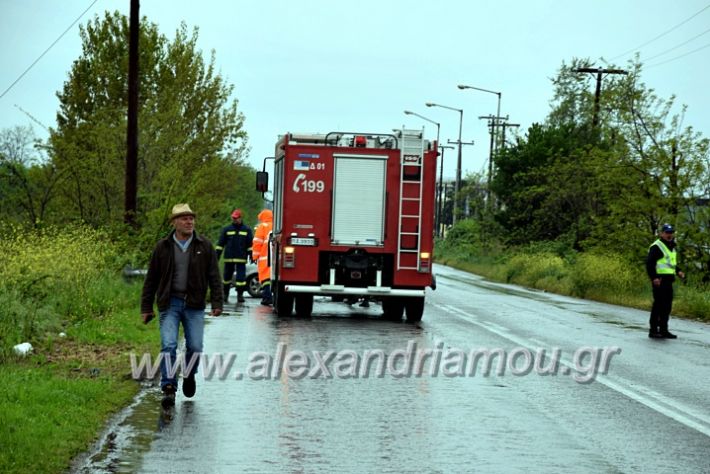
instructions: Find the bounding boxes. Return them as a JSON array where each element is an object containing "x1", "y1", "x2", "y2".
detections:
[
  {"x1": 223, "y1": 261, "x2": 247, "y2": 298},
  {"x1": 650, "y1": 280, "x2": 673, "y2": 333}
]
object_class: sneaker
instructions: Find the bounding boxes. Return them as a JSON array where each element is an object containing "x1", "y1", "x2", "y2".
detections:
[
  {"x1": 182, "y1": 374, "x2": 196, "y2": 398},
  {"x1": 660, "y1": 331, "x2": 678, "y2": 339},
  {"x1": 161, "y1": 384, "x2": 176, "y2": 409},
  {"x1": 648, "y1": 331, "x2": 664, "y2": 339}
]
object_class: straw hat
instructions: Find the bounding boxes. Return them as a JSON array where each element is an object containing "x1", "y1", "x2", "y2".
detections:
[{"x1": 170, "y1": 203, "x2": 196, "y2": 221}]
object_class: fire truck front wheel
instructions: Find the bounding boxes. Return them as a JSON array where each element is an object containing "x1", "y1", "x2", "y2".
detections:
[
  {"x1": 404, "y1": 297, "x2": 425, "y2": 323},
  {"x1": 295, "y1": 294, "x2": 314, "y2": 318}
]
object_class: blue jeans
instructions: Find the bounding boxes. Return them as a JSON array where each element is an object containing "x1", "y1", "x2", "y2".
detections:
[{"x1": 159, "y1": 296, "x2": 204, "y2": 389}]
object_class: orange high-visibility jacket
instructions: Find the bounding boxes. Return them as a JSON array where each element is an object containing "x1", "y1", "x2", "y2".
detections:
[{"x1": 252, "y1": 209, "x2": 273, "y2": 284}]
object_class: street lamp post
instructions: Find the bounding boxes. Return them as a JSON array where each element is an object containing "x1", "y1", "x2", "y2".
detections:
[
  {"x1": 426, "y1": 102, "x2": 463, "y2": 224},
  {"x1": 458, "y1": 85, "x2": 502, "y2": 207},
  {"x1": 457, "y1": 84, "x2": 501, "y2": 146},
  {"x1": 437, "y1": 145, "x2": 454, "y2": 236}
]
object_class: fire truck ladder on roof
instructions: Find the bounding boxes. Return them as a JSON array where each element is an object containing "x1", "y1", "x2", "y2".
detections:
[{"x1": 397, "y1": 129, "x2": 425, "y2": 270}]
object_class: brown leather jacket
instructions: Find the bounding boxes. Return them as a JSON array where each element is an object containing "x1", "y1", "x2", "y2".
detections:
[{"x1": 140, "y1": 231, "x2": 223, "y2": 313}]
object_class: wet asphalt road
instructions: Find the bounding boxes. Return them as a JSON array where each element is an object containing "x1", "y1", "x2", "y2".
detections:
[{"x1": 75, "y1": 264, "x2": 710, "y2": 473}]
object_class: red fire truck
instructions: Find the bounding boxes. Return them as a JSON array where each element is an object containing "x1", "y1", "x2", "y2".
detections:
[{"x1": 256, "y1": 129, "x2": 437, "y2": 322}]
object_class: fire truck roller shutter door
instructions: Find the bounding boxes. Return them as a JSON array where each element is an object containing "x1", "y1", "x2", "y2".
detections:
[{"x1": 331, "y1": 154, "x2": 387, "y2": 246}]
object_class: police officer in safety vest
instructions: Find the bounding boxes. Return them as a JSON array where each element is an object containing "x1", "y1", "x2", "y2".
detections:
[
  {"x1": 216, "y1": 209, "x2": 254, "y2": 303},
  {"x1": 645, "y1": 223, "x2": 685, "y2": 339}
]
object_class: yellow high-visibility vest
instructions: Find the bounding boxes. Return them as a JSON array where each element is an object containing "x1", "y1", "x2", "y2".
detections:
[{"x1": 651, "y1": 239, "x2": 677, "y2": 275}]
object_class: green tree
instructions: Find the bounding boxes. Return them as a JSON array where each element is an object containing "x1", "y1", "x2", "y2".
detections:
[
  {"x1": 492, "y1": 57, "x2": 709, "y2": 273},
  {"x1": 0, "y1": 126, "x2": 61, "y2": 227},
  {"x1": 49, "y1": 11, "x2": 260, "y2": 235},
  {"x1": 583, "y1": 60, "x2": 710, "y2": 263},
  {"x1": 491, "y1": 122, "x2": 596, "y2": 245}
]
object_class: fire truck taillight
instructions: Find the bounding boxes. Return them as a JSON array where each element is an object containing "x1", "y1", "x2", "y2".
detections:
[
  {"x1": 283, "y1": 246, "x2": 296, "y2": 268},
  {"x1": 419, "y1": 252, "x2": 431, "y2": 273}
]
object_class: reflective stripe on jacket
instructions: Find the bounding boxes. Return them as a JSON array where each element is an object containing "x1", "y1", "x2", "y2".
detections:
[
  {"x1": 651, "y1": 239, "x2": 677, "y2": 275},
  {"x1": 216, "y1": 223, "x2": 253, "y2": 261}
]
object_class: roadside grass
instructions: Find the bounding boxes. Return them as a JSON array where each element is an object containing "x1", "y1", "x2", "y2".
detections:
[
  {"x1": 0, "y1": 362, "x2": 136, "y2": 473},
  {"x1": 0, "y1": 290, "x2": 158, "y2": 473},
  {"x1": 0, "y1": 225, "x2": 159, "y2": 473},
  {"x1": 436, "y1": 240, "x2": 710, "y2": 322}
]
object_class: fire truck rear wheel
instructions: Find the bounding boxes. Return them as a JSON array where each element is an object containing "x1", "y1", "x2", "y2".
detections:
[
  {"x1": 295, "y1": 294, "x2": 314, "y2": 318},
  {"x1": 382, "y1": 297, "x2": 404, "y2": 321},
  {"x1": 404, "y1": 297, "x2": 425, "y2": 323},
  {"x1": 275, "y1": 284, "x2": 294, "y2": 317}
]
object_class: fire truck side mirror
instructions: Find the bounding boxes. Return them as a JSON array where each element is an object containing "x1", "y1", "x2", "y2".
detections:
[{"x1": 256, "y1": 171, "x2": 269, "y2": 192}]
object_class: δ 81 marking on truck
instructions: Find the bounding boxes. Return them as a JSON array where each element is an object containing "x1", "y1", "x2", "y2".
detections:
[{"x1": 256, "y1": 129, "x2": 437, "y2": 322}]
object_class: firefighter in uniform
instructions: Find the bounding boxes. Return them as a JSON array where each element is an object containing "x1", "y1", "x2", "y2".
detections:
[
  {"x1": 646, "y1": 223, "x2": 684, "y2": 339},
  {"x1": 252, "y1": 209, "x2": 273, "y2": 305},
  {"x1": 216, "y1": 209, "x2": 253, "y2": 303}
]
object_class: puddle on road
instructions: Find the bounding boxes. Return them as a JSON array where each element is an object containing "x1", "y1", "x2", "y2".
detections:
[
  {"x1": 599, "y1": 319, "x2": 645, "y2": 330},
  {"x1": 438, "y1": 273, "x2": 585, "y2": 308},
  {"x1": 72, "y1": 383, "x2": 172, "y2": 473}
]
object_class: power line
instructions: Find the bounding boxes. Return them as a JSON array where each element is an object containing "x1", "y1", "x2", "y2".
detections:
[
  {"x1": 0, "y1": 0, "x2": 99, "y2": 100},
  {"x1": 646, "y1": 40, "x2": 710, "y2": 68},
  {"x1": 13, "y1": 104, "x2": 49, "y2": 131},
  {"x1": 643, "y1": 26, "x2": 710, "y2": 62},
  {"x1": 609, "y1": 3, "x2": 710, "y2": 61}
]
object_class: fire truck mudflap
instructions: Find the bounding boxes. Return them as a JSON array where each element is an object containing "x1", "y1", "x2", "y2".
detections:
[{"x1": 258, "y1": 129, "x2": 437, "y2": 322}]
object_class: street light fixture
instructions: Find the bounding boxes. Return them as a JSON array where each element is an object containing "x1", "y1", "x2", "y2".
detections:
[
  {"x1": 458, "y1": 84, "x2": 503, "y2": 209},
  {"x1": 457, "y1": 84, "x2": 502, "y2": 149},
  {"x1": 425, "y1": 102, "x2": 463, "y2": 224},
  {"x1": 403, "y1": 110, "x2": 440, "y2": 145}
]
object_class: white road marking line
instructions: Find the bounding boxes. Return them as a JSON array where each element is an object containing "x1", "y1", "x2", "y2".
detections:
[{"x1": 442, "y1": 304, "x2": 710, "y2": 437}]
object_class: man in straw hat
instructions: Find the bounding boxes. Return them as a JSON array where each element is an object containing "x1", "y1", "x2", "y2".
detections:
[{"x1": 141, "y1": 203, "x2": 223, "y2": 409}]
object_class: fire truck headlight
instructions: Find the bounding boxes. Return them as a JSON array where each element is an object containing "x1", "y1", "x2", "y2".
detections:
[{"x1": 284, "y1": 246, "x2": 296, "y2": 268}]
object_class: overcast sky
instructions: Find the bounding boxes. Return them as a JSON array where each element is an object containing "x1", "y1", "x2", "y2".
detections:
[{"x1": 1, "y1": 0, "x2": 709, "y2": 180}]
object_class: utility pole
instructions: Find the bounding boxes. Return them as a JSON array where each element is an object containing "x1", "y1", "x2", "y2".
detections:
[
  {"x1": 446, "y1": 138, "x2": 474, "y2": 221},
  {"x1": 498, "y1": 122, "x2": 520, "y2": 152},
  {"x1": 478, "y1": 114, "x2": 507, "y2": 207},
  {"x1": 436, "y1": 144, "x2": 454, "y2": 237},
  {"x1": 574, "y1": 67, "x2": 627, "y2": 128},
  {"x1": 125, "y1": 0, "x2": 139, "y2": 228}
]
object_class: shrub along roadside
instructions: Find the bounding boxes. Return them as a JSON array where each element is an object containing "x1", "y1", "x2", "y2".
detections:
[
  {"x1": 0, "y1": 225, "x2": 159, "y2": 472},
  {"x1": 435, "y1": 239, "x2": 710, "y2": 322}
]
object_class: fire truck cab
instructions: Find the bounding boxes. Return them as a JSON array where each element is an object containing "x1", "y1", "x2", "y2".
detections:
[{"x1": 257, "y1": 129, "x2": 437, "y2": 322}]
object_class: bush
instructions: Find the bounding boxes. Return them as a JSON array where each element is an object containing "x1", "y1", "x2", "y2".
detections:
[
  {"x1": 0, "y1": 225, "x2": 124, "y2": 358},
  {"x1": 569, "y1": 253, "x2": 642, "y2": 299},
  {"x1": 504, "y1": 252, "x2": 567, "y2": 287},
  {"x1": 436, "y1": 231, "x2": 710, "y2": 321},
  {"x1": 674, "y1": 283, "x2": 710, "y2": 320}
]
